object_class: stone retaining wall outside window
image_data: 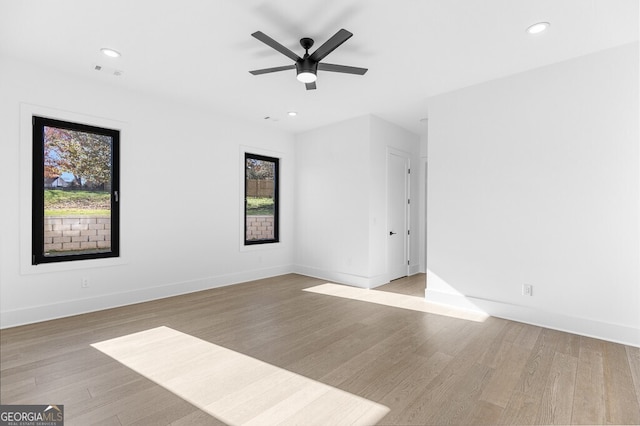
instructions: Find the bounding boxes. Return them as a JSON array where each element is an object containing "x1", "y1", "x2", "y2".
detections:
[
  {"x1": 44, "y1": 216, "x2": 111, "y2": 252},
  {"x1": 45, "y1": 215, "x2": 272, "y2": 251},
  {"x1": 246, "y1": 215, "x2": 274, "y2": 241}
]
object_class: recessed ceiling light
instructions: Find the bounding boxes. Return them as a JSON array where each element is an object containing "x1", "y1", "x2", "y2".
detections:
[
  {"x1": 288, "y1": 111, "x2": 297, "y2": 117},
  {"x1": 100, "y1": 48, "x2": 121, "y2": 58},
  {"x1": 526, "y1": 22, "x2": 550, "y2": 35}
]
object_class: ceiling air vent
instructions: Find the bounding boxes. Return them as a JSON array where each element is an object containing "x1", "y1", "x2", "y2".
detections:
[{"x1": 93, "y1": 64, "x2": 123, "y2": 77}]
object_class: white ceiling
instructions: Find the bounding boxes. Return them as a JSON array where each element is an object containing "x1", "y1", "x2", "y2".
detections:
[{"x1": 1, "y1": 0, "x2": 637, "y2": 135}]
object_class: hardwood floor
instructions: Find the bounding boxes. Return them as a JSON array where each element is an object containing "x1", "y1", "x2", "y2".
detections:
[{"x1": 1, "y1": 273, "x2": 639, "y2": 425}]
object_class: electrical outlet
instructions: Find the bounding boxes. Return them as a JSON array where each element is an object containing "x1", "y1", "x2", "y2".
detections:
[
  {"x1": 81, "y1": 277, "x2": 89, "y2": 288},
  {"x1": 522, "y1": 284, "x2": 533, "y2": 296}
]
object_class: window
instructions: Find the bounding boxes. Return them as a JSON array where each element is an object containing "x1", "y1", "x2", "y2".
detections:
[
  {"x1": 32, "y1": 116, "x2": 120, "y2": 264},
  {"x1": 244, "y1": 153, "x2": 279, "y2": 245}
]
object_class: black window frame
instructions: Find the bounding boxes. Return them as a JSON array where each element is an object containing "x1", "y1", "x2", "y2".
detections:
[
  {"x1": 244, "y1": 152, "x2": 279, "y2": 245},
  {"x1": 32, "y1": 116, "x2": 120, "y2": 265}
]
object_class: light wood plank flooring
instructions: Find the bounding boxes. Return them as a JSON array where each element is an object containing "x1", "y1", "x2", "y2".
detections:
[{"x1": 1, "y1": 273, "x2": 639, "y2": 425}]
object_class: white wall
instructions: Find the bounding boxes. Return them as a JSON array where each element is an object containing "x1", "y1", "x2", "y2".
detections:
[
  {"x1": 426, "y1": 42, "x2": 640, "y2": 346},
  {"x1": 293, "y1": 116, "x2": 372, "y2": 286},
  {"x1": 0, "y1": 56, "x2": 295, "y2": 327},
  {"x1": 294, "y1": 115, "x2": 420, "y2": 287}
]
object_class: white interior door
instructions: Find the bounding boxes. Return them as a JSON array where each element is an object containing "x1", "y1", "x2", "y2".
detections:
[{"x1": 387, "y1": 150, "x2": 409, "y2": 281}]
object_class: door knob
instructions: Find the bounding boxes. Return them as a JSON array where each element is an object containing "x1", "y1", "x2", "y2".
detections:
[{"x1": 389, "y1": 231, "x2": 396, "y2": 236}]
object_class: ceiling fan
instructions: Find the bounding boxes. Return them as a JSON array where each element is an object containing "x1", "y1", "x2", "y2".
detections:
[{"x1": 249, "y1": 29, "x2": 368, "y2": 90}]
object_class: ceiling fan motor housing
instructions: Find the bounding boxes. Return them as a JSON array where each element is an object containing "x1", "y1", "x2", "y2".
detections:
[{"x1": 296, "y1": 56, "x2": 318, "y2": 77}]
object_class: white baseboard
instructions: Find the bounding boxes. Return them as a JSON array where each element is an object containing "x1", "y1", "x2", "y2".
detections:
[
  {"x1": 293, "y1": 265, "x2": 425, "y2": 290},
  {"x1": 425, "y1": 287, "x2": 640, "y2": 348},
  {"x1": 424, "y1": 287, "x2": 487, "y2": 312},
  {"x1": 0, "y1": 265, "x2": 294, "y2": 329},
  {"x1": 292, "y1": 265, "x2": 388, "y2": 289},
  {"x1": 409, "y1": 264, "x2": 422, "y2": 276},
  {"x1": 7, "y1": 266, "x2": 635, "y2": 348}
]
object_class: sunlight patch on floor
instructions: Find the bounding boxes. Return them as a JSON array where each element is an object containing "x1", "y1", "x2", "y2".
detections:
[
  {"x1": 304, "y1": 283, "x2": 489, "y2": 322},
  {"x1": 91, "y1": 326, "x2": 389, "y2": 426}
]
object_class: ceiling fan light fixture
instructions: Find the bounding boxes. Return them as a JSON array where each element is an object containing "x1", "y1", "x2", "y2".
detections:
[{"x1": 296, "y1": 71, "x2": 317, "y2": 83}]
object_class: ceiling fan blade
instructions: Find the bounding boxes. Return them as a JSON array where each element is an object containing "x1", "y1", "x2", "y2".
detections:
[
  {"x1": 318, "y1": 63, "x2": 368, "y2": 75},
  {"x1": 309, "y1": 29, "x2": 353, "y2": 62},
  {"x1": 249, "y1": 65, "x2": 296, "y2": 75},
  {"x1": 251, "y1": 31, "x2": 301, "y2": 62},
  {"x1": 305, "y1": 82, "x2": 317, "y2": 90}
]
